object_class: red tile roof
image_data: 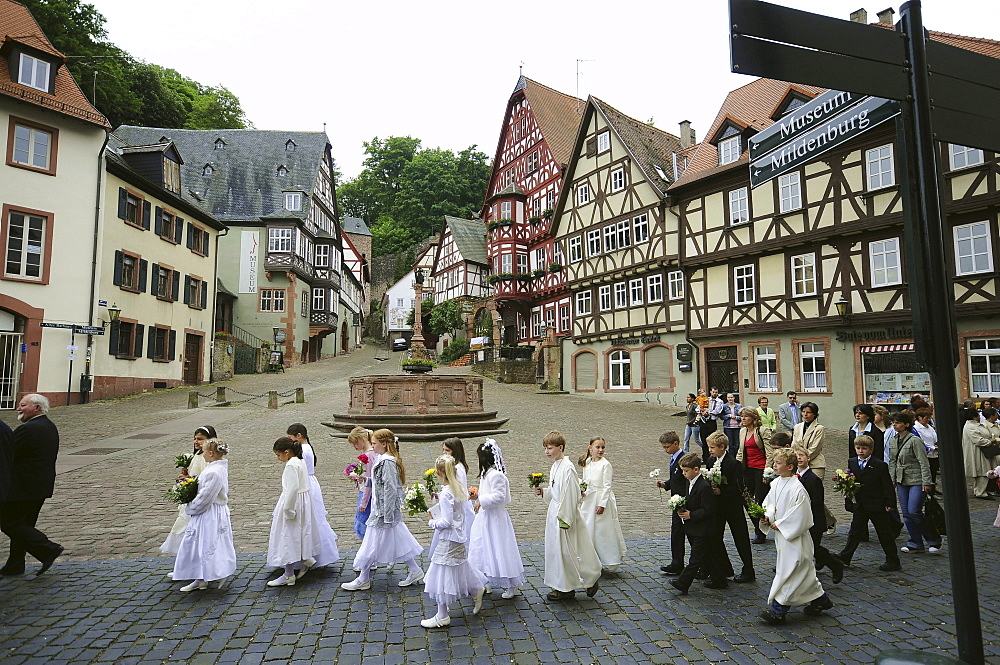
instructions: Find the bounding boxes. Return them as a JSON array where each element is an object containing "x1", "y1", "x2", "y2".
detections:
[
  {"x1": 0, "y1": 0, "x2": 109, "y2": 127},
  {"x1": 521, "y1": 77, "x2": 583, "y2": 167}
]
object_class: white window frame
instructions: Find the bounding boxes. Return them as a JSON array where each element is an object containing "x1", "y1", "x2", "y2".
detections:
[
  {"x1": 718, "y1": 135, "x2": 741, "y2": 165},
  {"x1": 12, "y1": 123, "x2": 52, "y2": 170},
  {"x1": 614, "y1": 282, "x2": 628, "y2": 309},
  {"x1": 779, "y1": 172, "x2": 802, "y2": 213},
  {"x1": 954, "y1": 221, "x2": 993, "y2": 276},
  {"x1": 284, "y1": 192, "x2": 302, "y2": 211},
  {"x1": 647, "y1": 274, "x2": 664, "y2": 303},
  {"x1": 268, "y1": 228, "x2": 292, "y2": 252},
  {"x1": 609, "y1": 350, "x2": 631, "y2": 389},
  {"x1": 629, "y1": 278, "x2": 644, "y2": 306},
  {"x1": 610, "y1": 167, "x2": 625, "y2": 193},
  {"x1": 531, "y1": 311, "x2": 542, "y2": 338},
  {"x1": 500, "y1": 253, "x2": 512, "y2": 274},
  {"x1": 603, "y1": 225, "x2": 617, "y2": 253},
  {"x1": 587, "y1": 229, "x2": 602, "y2": 257},
  {"x1": 544, "y1": 308, "x2": 554, "y2": 334},
  {"x1": 597, "y1": 131, "x2": 610, "y2": 153},
  {"x1": 599, "y1": 285, "x2": 613, "y2": 312},
  {"x1": 500, "y1": 200, "x2": 512, "y2": 220},
  {"x1": 969, "y1": 338, "x2": 1000, "y2": 394},
  {"x1": 870, "y1": 238, "x2": 902, "y2": 287},
  {"x1": 729, "y1": 187, "x2": 749, "y2": 225},
  {"x1": 949, "y1": 144, "x2": 985, "y2": 171},
  {"x1": 633, "y1": 213, "x2": 649, "y2": 243},
  {"x1": 569, "y1": 236, "x2": 583, "y2": 263},
  {"x1": 754, "y1": 345, "x2": 778, "y2": 392},
  {"x1": 577, "y1": 182, "x2": 591, "y2": 206},
  {"x1": 17, "y1": 53, "x2": 49, "y2": 91},
  {"x1": 314, "y1": 244, "x2": 329, "y2": 267},
  {"x1": 616, "y1": 220, "x2": 631, "y2": 248},
  {"x1": 667, "y1": 270, "x2": 684, "y2": 301},
  {"x1": 517, "y1": 253, "x2": 528, "y2": 275},
  {"x1": 799, "y1": 342, "x2": 827, "y2": 392},
  {"x1": 559, "y1": 304, "x2": 570, "y2": 332},
  {"x1": 734, "y1": 264, "x2": 756, "y2": 305},
  {"x1": 866, "y1": 144, "x2": 895, "y2": 190},
  {"x1": 5, "y1": 210, "x2": 45, "y2": 280},
  {"x1": 576, "y1": 290, "x2": 592, "y2": 315},
  {"x1": 260, "y1": 288, "x2": 286, "y2": 312},
  {"x1": 553, "y1": 242, "x2": 563, "y2": 266},
  {"x1": 312, "y1": 287, "x2": 326, "y2": 311},
  {"x1": 791, "y1": 253, "x2": 817, "y2": 297}
]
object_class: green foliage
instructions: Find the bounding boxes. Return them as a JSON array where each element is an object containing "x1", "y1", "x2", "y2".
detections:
[
  {"x1": 429, "y1": 300, "x2": 464, "y2": 337},
  {"x1": 439, "y1": 337, "x2": 470, "y2": 364},
  {"x1": 370, "y1": 214, "x2": 413, "y2": 258}
]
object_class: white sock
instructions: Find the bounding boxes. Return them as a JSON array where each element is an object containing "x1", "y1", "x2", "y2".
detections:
[
  {"x1": 283, "y1": 564, "x2": 295, "y2": 578},
  {"x1": 406, "y1": 559, "x2": 421, "y2": 575},
  {"x1": 436, "y1": 601, "x2": 449, "y2": 620}
]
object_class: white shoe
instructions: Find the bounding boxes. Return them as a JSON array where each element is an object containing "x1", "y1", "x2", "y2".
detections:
[
  {"x1": 214, "y1": 577, "x2": 229, "y2": 589},
  {"x1": 266, "y1": 574, "x2": 295, "y2": 587},
  {"x1": 341, "y1": 577, "x2": 371, "y2": 591},
  {"x1": 179, "y1": 580, "x2": 207, "y2": 592},
  {"x1": 398, "y1": 569, "x2": 424, "y2": 587},
  {"x1": 501, "y1": 588, "x2": 518, "y2": 599},
  {"x1": 473, "y1": 587, "x2": 486, "y2": 615},
  {"x1": 166, "y1": 572, "x2": 175, "y2": 580},
  {"x1": 420, "y1": 615, "x2": 451, "y2": 628},
  {"x1": 928, "y1": 546, "x2": 941, "y2": 554},
  {"x1": 296, "y1": 558, "x2": 316, "y2": 580},
  {"x1": 826, "y1": 526, "x2": 838, "y2": 535}
]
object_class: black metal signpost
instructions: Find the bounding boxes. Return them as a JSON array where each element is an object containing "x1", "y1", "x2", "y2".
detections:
[
  {"x1": 40, "y1": 323, "x2": 105, "y2": 408},
  {"x1": 730, "y1": 1, "x2": 1000, "y2": 663}
]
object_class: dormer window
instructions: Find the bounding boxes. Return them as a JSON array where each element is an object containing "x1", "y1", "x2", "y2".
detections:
[
  {"x1": 214, "y1": 138, "x2": 226, "y2": 150},
  {"x1": 277, "y1": 165, "x2": 288, "y2": 177},
  {"x1": 163, "y1": 158, "x2": 181, "y2": 193},
  {"x1": 784, "y1": 97, "x2": 806, "y2": 115},
  {"x1": 17, "y1": 53, "x2": 51, "y2": 92},
  {"x1": 285, "y1": 139, "x2": 296, "y2": 152},
  {"x1": 284, "y1": 191, "x2": 303, "y2": 211},
  {"x1": 719, "y1": 135, "x2": 741, "y2": 166},
  {"x1": 202, "y1": 164, "x2": 214, "y2": 176},
  {"x1": 597, "y1": 131, "x2": 610, "y2": 153}
]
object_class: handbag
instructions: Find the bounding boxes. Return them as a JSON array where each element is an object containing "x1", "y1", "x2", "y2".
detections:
[
  {"x1": 981, "y1": 442, "x2": 1000, "y2": 458},
  {"x1": 924, "y1": 493, "x2": 946, "y2": 536}
]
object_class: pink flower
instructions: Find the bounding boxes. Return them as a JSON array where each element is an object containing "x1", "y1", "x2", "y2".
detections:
[{"x1": 358, "y1": 453, "x2": 370, "y2": 464}]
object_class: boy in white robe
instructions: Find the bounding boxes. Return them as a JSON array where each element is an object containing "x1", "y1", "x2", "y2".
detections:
[{"x1": 760, "y1": 447, "x2": 833, "y2": 624}]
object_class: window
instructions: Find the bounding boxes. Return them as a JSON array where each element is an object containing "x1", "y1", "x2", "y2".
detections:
[
  {"x1": 576, "y1": 290, "x2": 592, "y2": 315},
  {"x1": 799, "y1": 342, "x2": 827, "y2": 392},
  {"x1": 629, "y1": 278, "x2": 643, "y2": 306},
  {"x1": 17, "y1": 53, "x2": 50, "y2": 92},
  {"x1": 969, "y1": 338, "x2": 1000, "y2": 393},
  {"x1": 667, "y1": 270, "x2": 684, "y2": 301},
  {"x1": 950, "y1": 144, "x2": 984, "y2": 170},
  {"x1": 148, "y1": 326, "x2": 170, "y2": 361},
  {"x1": 203, "y1": 164, "x2": 214, "y2": 176},
  {"x1": 501, "y1": 254, "x2": 512, "y2": 274},
  {"x1": 123, "y1": 191, "x2": 140, "y2": 226},
  {"x1": 397, "y1": 298, "x2": 404, "y2": 308},
  {"x1": 633, "y1": 213, "x2": 649, "y2": 243},
  {"x1": 301, "y1": 290, "x2": 309, "y2": 317},
  {"x1": 285, "y1": 139, "x2": 296, "y2": 152},
  {"x1": 153, "y1": 264, "x2": 178, "y2": 301},
  {"x1": 614, "y1": 282, "x2": 628, "y2": 308},
  {"x1": 954, "y1": 221, "x2": 993, "y2": 275},
  {"x1": 599, "y1": 285, "x2": 612, "y2": 311},
  {"x1": 9, "y1": 121, "x2": 54, "y2": 173},
  {"x1": 611, "y1": 168, "x2": 625, "y2": 192},
  {"x1": 526, "y1": 150, "x2": 539, "y2": 173},
  {"x1": 603, "y1": 225, "x2": 617, "y2": 253},
  {"x1": 587, "y1": 229, "x2": 602, "y2": 256},
  {"x1": 532, "y1": 197, "x2": 542, "y2": 218},
  {"x1": 534, "y1": 247, "x2": 545, "y2": 270},
  {"x1": 577, "y1": 182, "x2": 590, "y2": 206},
  {"x1": 215, "y1": 139, "x2": 226, "y2": 150},
  {"x1": 779, "y1": 172, "x2": 801, "y2": 212},
  {"x1": 616, "y1": 220, "x2": 631, "y2": 248},
  {"x1": 157, "y1": 210, "x2": 179, "y2": 243},
  {"x1": 184, "y1": 276, "x2": 207, "y2": 309},
  {"x1": 791, "y1": 253, "x2": 817, "y2": 296},
  {"x1": 597, "y1": 131, "x2": 610, "y2": 153},
  {"x1": 112, "y1": 320, "x2": 143, "y2": 359},
  {"x1": 500, "y1": 200, "x2": 512, "y2": 220},
  {"x1": 755, "y1": 345, "x2": 778, "y2": 391},
  {"x1": 4, "y1": 209, "x2": 45, "y2": 280},
  {"x1": 609, "y1": 350, "x2": 631, "y2": 389},
  {"x1": 866, "y1": 144, "x2": 895, "y2": 190},
  {"x1": 284, "y1": 192, "x2": 302, "y2": 211},
  {"x1": 718, "y1": 135, "x2": 741, "y2": 165},
  {"x1": 870, "y1": 238, "x2": 901, "y2": 287},
  {"x1": 315, "y1": 244, "x2": 329, "y2": 267},
  {"x1": 277, "y1": 165, "x2": 287, "y2": 177},
  {"x1": 544, "y1": 308, "x2": 554, "y2": 334},
  {"x1": 553, "y1": 241, "x2": 563, "y2": 266},
  {"x1": 729, "y1": 188, "x2": 749, "y2": 225},
  {"x1": 559, "y1": 305, "x2": 570, "y2": 332},
  {"x1": 517, "y1": 253, "x2": 528, "y2": 274},
  {"x1": 734, "y1": 264, "x2": 756, "y2": 305},
  {"x1": 647, "y1": 274, "x2": 664, "y2": 302},
  {"x1": 547, "y1": 190, "x2": 555, "y2": 209},
  {"x1": 187, "y1": 225, "x2": 208, "y2": 256},
  {"x1": 260, "y1": 289, "x2": 286, "y2": 312},
  {"x1": 164, "y1": 159, "x2": 180, "y2": 194},
  {"x1": 268, "y1": 228, "x2": 293, "y2": 252},
  {"x1": 532, "y1": 312, "x2": 542, "y2": 338}
]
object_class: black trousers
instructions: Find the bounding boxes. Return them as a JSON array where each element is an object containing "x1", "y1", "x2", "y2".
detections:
[
  {"x1": 713, "y1": 502, "x2": 754, "y2": 577},
  {"x1": 839, "y1": 506, "x2": 901, "y2": 567},
  {"x1": 0, "y1": 500, "x2": 61, "y2": 570},
  {"x1": 809, "y1": 527, "x2": 838, "y2": 571},
  {"x1": 676, "y1": 532, "x2": 724, "y2": 590},
  {"x1": 698, "y1": 419, "x2": 717, "y2": 460},
  {"x1": 669, "y1": 511, "x2": 686, "y2": 567},
  {"x1": 744, "y1": 467, "x2": 770, "y2": 538}
]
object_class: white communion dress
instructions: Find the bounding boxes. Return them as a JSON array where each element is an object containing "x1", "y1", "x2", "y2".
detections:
[
  {"x1": 580, "y1": 457, "x2": 626, "y2": 570},
  {"x1": 301, "y1": 442, "x2": 340, "y2": 566},
  {"x1": 267, "y1": 456, "x2": 320, "y2": 567},
  {"x1": 160, "y1": 451, "x2": 207, "y2": 554},
  {"x1": 172, "y1": 459, "x2": 236, "y2": 583},
  {"x1": 468, "y1": 468, "x2": 525, "y2": 590}
]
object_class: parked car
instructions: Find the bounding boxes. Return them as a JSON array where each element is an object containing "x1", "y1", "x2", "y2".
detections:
[{"x1": 392, "y1": 338, "x2": 408, "y2": 351}]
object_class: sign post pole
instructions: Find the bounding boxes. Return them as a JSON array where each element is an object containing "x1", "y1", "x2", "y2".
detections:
[{"x1": 66, "y1": 327, "x2": 75, "y2": 408}]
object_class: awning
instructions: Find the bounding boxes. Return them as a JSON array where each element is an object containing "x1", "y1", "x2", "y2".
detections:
[{"x1": 860, "y1": 344, "x2": 915, "y2": 353}]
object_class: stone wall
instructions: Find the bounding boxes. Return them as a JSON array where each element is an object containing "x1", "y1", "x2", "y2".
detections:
[
  {"x1": 472, "y1": 361, "x2": 537, "y2": 384},
  {"x1": 212, "y1": 338, "x2": 234, "y2": 381}
]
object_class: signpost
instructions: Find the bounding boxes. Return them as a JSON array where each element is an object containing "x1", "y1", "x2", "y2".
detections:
[
  {"x1": 39, "y1": 322, "x2": 106, "y2": 407},
  {"x1": 730, "y1": 1, "x2": 1000, "y2": 662}
]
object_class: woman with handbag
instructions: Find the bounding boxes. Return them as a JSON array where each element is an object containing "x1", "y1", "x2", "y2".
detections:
[
  {"x1": 888, "y1": 411, "x2": 940, "y2": 554},
  {"x1": 963, "y1": 407, "x2": 1000, "y2": 499}
]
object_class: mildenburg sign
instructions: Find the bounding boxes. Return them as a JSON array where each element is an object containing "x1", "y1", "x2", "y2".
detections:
[{"x1": 749, "y1": 89, "x2": 865, "y2": 161}]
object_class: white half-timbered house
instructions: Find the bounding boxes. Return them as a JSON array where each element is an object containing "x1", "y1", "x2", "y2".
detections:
[{"x1": 431, "y1": 216, "x2": 489, "y2": 304}]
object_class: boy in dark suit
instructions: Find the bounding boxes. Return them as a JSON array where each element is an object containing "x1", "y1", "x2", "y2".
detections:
[
  {"x1": 670, "y1": 453, "x2": 727, "y2": 594},
  {"x1": 835, "y1": 435, "x2": 901, "y2": 571},
  {"x1": 656, "y1": 432, "x2": 686, "y2": 575},
  {"x1": 793, "y1": 445, "x2": 845, "y2": 584},
  {"x1": 706, "y1": 431, "x2": 754, "y2": 582}
]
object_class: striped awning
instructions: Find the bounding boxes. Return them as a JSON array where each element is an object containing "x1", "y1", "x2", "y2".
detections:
[{"x1": 860, "y1": 344, "x2": 915, "y2": 353}]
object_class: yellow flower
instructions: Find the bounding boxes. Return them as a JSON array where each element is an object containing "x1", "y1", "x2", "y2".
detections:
[{"x1": 425, "y1": 469, "x2": 435, "y2": 477}]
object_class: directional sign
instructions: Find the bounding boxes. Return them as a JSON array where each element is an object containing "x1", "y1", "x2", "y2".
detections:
[
  {"x1": 750, "y1": 96, "x2": 900, "y2": 188},
  {"x1": 39, "y1": 322, "x2": 73, "y2": 329},
  {"x1": 73, "y1": 325, "x2": 105, "y2": 336},
  {"x1": 749, "y1": 89, "x2": 866, "y2": 161}
]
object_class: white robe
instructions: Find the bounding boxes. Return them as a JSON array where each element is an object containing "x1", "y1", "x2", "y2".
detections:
[
  {"x1": 161, "y1": 452, "x2": 207, "y2": 554},
  {"x1": 580, "y1": 458, "x2": 626, "y2": 569},
  {"x1": 468, "y1": 468, "x2": 525, "y2": 588},
  {"x1": 762, "y1": 475, "x2": 825, "y2": 607},
  {"x1": 301, "y1": 443, "x2": 340, "y2": 566},
  {"x1": 172, "y1": 460, "x2": 236, "y2": 582},
  {"x1": 267, "y1": 457, "x2": 320, "y2": 567},
  {"x1": 542, "y1": 457, "x2": 602, "y2": 592}
]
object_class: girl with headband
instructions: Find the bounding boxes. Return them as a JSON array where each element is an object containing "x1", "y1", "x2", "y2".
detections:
[
  {"x1": 161, "y1": 425, "x2": 217, "y2": 573},
  {"x1": 468, "y1": 438, "x2": 525, "y2": 599}
]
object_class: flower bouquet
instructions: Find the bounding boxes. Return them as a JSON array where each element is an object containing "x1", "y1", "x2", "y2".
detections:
[
  {"x1": 742, "y1": 487, "x2": 765, "y2": 519},
  {"x1": 649, "y1": 468, "x2": 661, "y2": 479},
  {"x1": 579, "y1": 480, "x2": 589, "y2": 495},
  {"x1": 166, "y1": 476, "x2": 198, "y2": 504},
  {"x1": 344, "y1": 461, "x2": 364, "y2": 485},
  {"x1": 762, "y1": 467, "x2": 777, "y2": 483},
  {"x1": 528, "y1": 472, "x2": 547, "y2": 488},
  {"x1": 702, "y1": 459, "x2": 727, "y2": 487},
  {"x1": 404, "y1": 482, "x2": 429, "y2": 516},
  {"x1": 666, "y1": 494, "x2": 687, "y2": 513},
  {"x1": 468, "y1": 486, "x2": 479, "y2": 501},
  {"x1": 424, "y1": 468, "x2": 440, "y2": 496},
  {"x1": 832, "y1": 469, "x2": 861, "y2": 499},
  {"x1": 357, "y1": 452, "x2": 370, "y2": 466},
  {"x1": 174, "y1": 453, "x2": 194, "y2": 470}
]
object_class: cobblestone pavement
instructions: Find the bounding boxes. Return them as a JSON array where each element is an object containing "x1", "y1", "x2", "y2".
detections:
[{"x1": 1, "y1": 345, "x2": 998, "y2": 663}]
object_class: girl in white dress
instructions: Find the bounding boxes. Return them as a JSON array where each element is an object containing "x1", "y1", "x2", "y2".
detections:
[
  {"x1": 578, "y1": 437, "x2": 626, "y2": 571},
  {"x1": 342, "y1": 429, "x2": 424, "y2": 591},
  {"x1": 468, "y1": 439, "x2": 525, "y2": 599},
  {"x1": 172, "y1": 438, "x2": 236, "y2": 591},
  {"x1": 266, "y1": 437, "x2": 320, "y2": 588},
  {"x1": 428, "y1": 438, "x2": 475, "y2": 559},
  {"x1": 420, "y1": 455, "x2": 488, "y2": 628},
  {"x1": 161, "y1": 425, "x2": 215, "y2": 560},
  {"x1": 286, "y1": 423, "x2": 339, "y2": 576},
  {"x1": 347, "y1": 426, "x2": 375, "y2": 539},
  {"x1": 535, "y1": 431, "x2": 602, "y2": 601}
]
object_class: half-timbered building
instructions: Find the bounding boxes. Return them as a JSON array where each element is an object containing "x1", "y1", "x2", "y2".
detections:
[
  {"x1": 667, "y1": 17, "x2": 1000, "y2": 417},
  {"x1": 431, "y1": 216, "x2": 489, "y2": 304},
  {"x1": 552, "y1": 96, "x2": 688, "y2": 398}
]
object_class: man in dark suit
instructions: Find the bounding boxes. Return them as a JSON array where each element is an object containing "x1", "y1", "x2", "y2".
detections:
[
  {"x1": 835, "y1": 435, "x2": 901, "y2": 571},
  {"x1": 656, "y1": 432, "x2": 686, "y2": 575},
  {"x1": 706, "y1": 431, "x2": 755, "y2": 582},
  {"x1": 793, "y1": 446, "x2": 845, "y2": 584},
  {"x1": 0, "y1": 418, "x2": 12, "y2": 503},
  {"x1": 670, "y1": 453, "x2": 727, "y2": 594},
  {"x1": 1, "y1": 394, "x2": 63, "y2": 576}
]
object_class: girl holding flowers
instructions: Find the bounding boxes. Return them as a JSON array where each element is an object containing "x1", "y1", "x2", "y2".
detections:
[
  {"x1": 172, "y1": 438, "x2": 236, "y2": 591},
  {"x1": 578, "y1": 437, "x2": 626, "y2": 572},
  {"x1": 442, "y1": 438, "x2": 477, "y2": 541},
  {"x1": 161, "y1": 426, "x2": 216, "y2": 564},
  {"x1": 420, "y1": 454, "x2": 488, "y2": 628},
  {"x1": 347, "y1": 427, "x2": 375, "y2": 539},
  {"x1": 342, "y1": 429, "x2": 424, "y2": 591},
  {"x1": 468, "y1": 439, "x2": 525, "y2": 599},
  {"x1": 286, "y1": 423, "x2": 339, "y2": 576},
  {"x1": 266, "y1": 437, "x2": 320, "y2": 587}
]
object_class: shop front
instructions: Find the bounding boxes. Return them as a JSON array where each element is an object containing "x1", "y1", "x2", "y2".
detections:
[{"x1": 859, "y1": 343, "x2": 931, "y2": 408}]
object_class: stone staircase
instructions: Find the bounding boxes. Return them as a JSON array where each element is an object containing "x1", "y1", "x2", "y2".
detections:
[
  {"x1": 449, "y1": 353, "x2": 473, "y2": 367},
  {"x1": 324, "y1": 411, "x2": 509, "y2": 442}
]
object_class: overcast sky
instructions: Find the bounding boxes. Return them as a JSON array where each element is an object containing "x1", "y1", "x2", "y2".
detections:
[{"x1": 87, "y1": 0, "x2": 997, "y2": 180}]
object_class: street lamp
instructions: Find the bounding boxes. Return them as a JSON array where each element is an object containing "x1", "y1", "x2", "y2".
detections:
[
  {"x1": 410, "y1": 268, "x2": 427, "y2": 357},
  {"x1": 835, "y1": 297, "x2": 851, "y2": 323},
  {"x1": 102, "y1": 303, "x2": 122, "y2": 328}
]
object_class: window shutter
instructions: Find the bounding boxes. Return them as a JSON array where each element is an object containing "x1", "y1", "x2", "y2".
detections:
[
  {"x1": 168, "y1": 330, "x2": 176, "y2": 360},
  {"x1": 202, "y1": 231, "x2": 210, "y2": 256},
  {"x1": 171, "y1": 271, "x2": 180, "y2": 301},
  {"x1": 154, "y1": 207, "x2": 163, "y2": 235},
  {"x1": 113, "y1": 251, "x2": 123, "y2": 286},
  {"x1": 142, "y1": 201, "x2": 151, "y2": 230},
  {"x1": 183, "y1": 275, "x2": 192, "y2": 304},
  {"x1": 133, "y1": 324, "x2": 145, "y2": 358},
  {"x1": 201, "y1": 282, "x2": 208, "y2": 309},
  {"x1": 138, "y1": 259, "x2": 148, "y2": 293},
  {"x1": 175, "y1": 218, "x2": 184, "y2": 245},
  {"x1": 586, "y1": 137, "x2": 598, "y2": 158},
  {"x1": 147, "y1": 328, "x2": 156, "y2": 359},
  {"x1": 186, "y1": 224, "x2": 193, "y2": 249},
  {"x1": 108, "y1": 321, "x2": 119, "y2": 356},
  {"x1": 117, "y1": 188, "x2": 127, "y2": 220}
]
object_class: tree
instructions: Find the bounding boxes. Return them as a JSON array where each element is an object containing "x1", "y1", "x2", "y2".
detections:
[
  {"x1": 370, "y1": 214, "x2": 414, "y2": 258},
  {"x1": 429, "y1": 300, "x2": 464, "y2": 337}
]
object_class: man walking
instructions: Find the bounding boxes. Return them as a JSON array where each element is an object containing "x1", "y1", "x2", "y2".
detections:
[{"x1": 1, "y1": 394, "x2": 63, "y2": 576}]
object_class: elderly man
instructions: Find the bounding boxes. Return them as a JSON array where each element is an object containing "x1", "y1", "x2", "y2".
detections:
[{"x1": 0, "y1": 394, "x2": 63, "y2": 576}]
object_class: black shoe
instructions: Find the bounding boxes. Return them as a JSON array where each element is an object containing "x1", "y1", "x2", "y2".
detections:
[
  {"x1": 878, "y1": 562, "x2": 902, "y2": 572},
  {"x1": 835, "y1": 552, "x2": 852, "y2": 567},
  {"x1": 751, "y1": 535, "x2": 767, "y2": 545},
  {"x1": 705, "y1": 580, "x2": 729, "y2": 590},
  {"x1": 660, "y1": 564, "x2": 683, "y2": 575},
  {"x1": 586, "y1": 580, "x2": 599, "y2": 597},
  {"x1": 0, "y1": 566, "x2": 25, "y2": 576},
  {"x1": 804, "y1": 595, "x2": 834, "y2": 615},
  {"x1": 760, "y1": 609, "x2": 786, "y2": 625},
  {"x1": 546, "y1": 590, "x2": 573, "y2": 601},
  {"x1": 694, "y1": 570, "x2": 710, "y2": 580},
  {"x1": 34, "y1": 545, "x2": 63, "y2": 577},
  {"x1": 669, "y1": 579, "x2": 689, "y2": 595},
  {"x1": 732, "y1": 573, "x2": 756, "y2": 583},
  {"x1": 829, "y1": 557, "x2": 844, "y2": 584}
]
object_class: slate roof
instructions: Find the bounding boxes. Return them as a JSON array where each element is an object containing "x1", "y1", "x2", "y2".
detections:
[
  {"x1": 593, "y1": 97, "x2": 682, "y2": 193},
  {"x1": 342, "y1": 216, "x2": 371, "y2": 236},
  {"x1": 112, "y1": 126, "x2": 332, "y2": 224},
  {"x1": 442, "y1": 216, "x2": 487, "y2": 266},
  {"x1": 0, "y1": 0, "x2": 109, "y2": 127}
]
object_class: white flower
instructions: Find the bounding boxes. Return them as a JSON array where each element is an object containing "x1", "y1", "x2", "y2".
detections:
[{"x1": 649, "y1": 468, "x2": 661, "y2": 478}]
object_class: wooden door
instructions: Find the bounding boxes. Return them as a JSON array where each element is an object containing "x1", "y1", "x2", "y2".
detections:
[
  {"x1": 183, "y1": 334, "x2": 201, "y2": 384},
  {"x1": 706, "y1": 345, "x2": 739, "y2": 394}
]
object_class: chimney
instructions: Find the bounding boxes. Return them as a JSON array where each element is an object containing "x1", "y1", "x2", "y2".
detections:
[
  {"x1": 876, "y1": 7, "x2": 895, "y2": 24},
  {"x1": 679, "y1": 120, "x2": 696, "y2": 148},
  {"x1": 850, "y1": 8, "x2": 868, "y2": 23}
]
